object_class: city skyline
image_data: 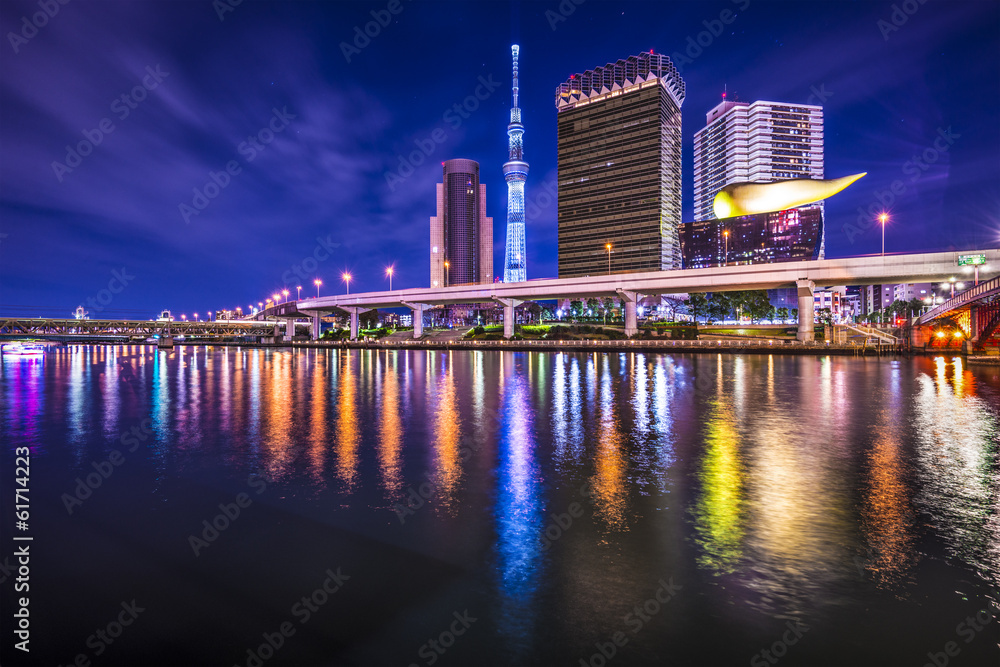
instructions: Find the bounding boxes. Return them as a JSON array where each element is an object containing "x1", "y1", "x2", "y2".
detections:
[{"x1": 0, "y1": 0, "x2": 998, "y2": 317}]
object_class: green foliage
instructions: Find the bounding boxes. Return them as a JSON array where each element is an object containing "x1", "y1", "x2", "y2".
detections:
[{"x1": 684, "y1": 293, "x2": 709, "y2": 322}]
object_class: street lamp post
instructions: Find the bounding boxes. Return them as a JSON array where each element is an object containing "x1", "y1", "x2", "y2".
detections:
[
  {"x1": 606, "y1": 243, "x2": 612, "y2": 275},
  {"x1": 723, "y1": 229, "x2": 729, "y2": 266},
  {"x1": 879, "y1": 213, "x2": 888, "y2": 257},
  {"x1": 342, "y1": 272, "x2": 352, "y2": 295},
  {"x1": 282, "y1": 289, "x2": 289, "y2": 304},
  {"x1": 296, "y1": 285, "x2": 301, "y2": 301},
  {"x1": 273, "y1": 293, "x2": 281, "y2": 306},
  {"x1": 444, "y1": 260, "x2": 449, "y2": 287},
  {"x1": 314, "y1": 278, "x2": 322, "y2": 298},
  {"x1": 386, "y1": 266, "x2": 394, "y2": 291}
]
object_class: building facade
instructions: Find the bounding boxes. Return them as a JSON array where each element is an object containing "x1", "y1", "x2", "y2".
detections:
[
  {"x1": 693, "y1": 98, "x2": 824, "y2": 220},
  {"x1": 430, "y1": 159, "x2": 493, "y2": 288},
  {"x1": 680, "y1": 205, "x2": 823, "y2": 269},
  {"x1": 554, "y1": 51, "x2": 685, "y2": 277}
]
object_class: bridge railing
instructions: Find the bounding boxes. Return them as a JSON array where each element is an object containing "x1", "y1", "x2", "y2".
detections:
[{"x1": 919, "y1": 274, "x2": 1000, "y2": 325}]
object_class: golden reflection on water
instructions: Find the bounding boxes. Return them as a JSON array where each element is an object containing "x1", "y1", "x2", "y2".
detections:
[
  {"x1": 335, "y1": 350, "x2": 360, "y2": 490},
  {"x1": 861, "y1": 410, "x2": 916, "y2": 591},
  {"x1": 261, "y1": 351, "x2": 295, "y2": 480},
  {"x1": 308, "y1": 351, "x2": 329, "y2": 486},
  {"x1": 378, "y1": 352, "x2": 403, "y2": 497},
  {"x1": 431, "y1": 353, "x2": 462, "y2": 512},
  {"x1": 693, "y1": 399, "x2": 745, "y2": 574},
  {"x1": 590, "y1": 357, "x2": 628, "y2": 533}
]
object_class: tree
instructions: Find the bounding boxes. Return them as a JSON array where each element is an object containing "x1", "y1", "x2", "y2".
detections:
[
  {"x1": 791, "y1": 308, "x2": 799, "y2": 323},
  {"x1": 684, "y1": 293, "x2": 709, "y2": 323},
  {"x1": 586, "y1": 298, "x2": 600, "y2": 318},
  {"x1": 766, "y1": 305, "x2": 777, "y2": 323},
  {"x1": 776, "y1": 306, "x2": 789, "y2": 323},
  {"x1": 541, "y1": 307, "x2": 554, "y2": 322},
  {"x1": 708, "y1": 292, "x2": 733, "y2": 323},
  {"x1": 817, "y1": 307, "x2": 834, "y2": 327},
  {"x1": 906, "y1": 297, "x2": 924, "y2": 319},
  {"x1": 662, "y1": 296, "x2": 685, "y2": 322},
  {"x1": 569, "y1": 300, "x2": 583, "y2": 318},
  {"x1": 360, "y1": 308, "x2": 379, "y2": 329},
  {"x1": 742, "y1": 290, "x2": 772, "y2": 324},
  {"x1": 601, "y1": 297, "x2": 614, "y2": 324}
]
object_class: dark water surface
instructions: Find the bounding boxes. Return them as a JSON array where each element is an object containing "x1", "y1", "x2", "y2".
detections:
[{"x1": 2, "y1": 346, "x2": 999, "y2": 666}]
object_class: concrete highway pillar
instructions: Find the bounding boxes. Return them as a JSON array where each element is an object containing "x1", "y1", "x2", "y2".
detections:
[
  {"x1": 350, "y1": 310, "x2": 359, "y2": 341},
  {"x1": 970, "y1": 305, "x2": 979, "y2": 343},
  {"x1": 617, "y1": 290, "x2": 639, "y2": 337},
  {"x1": 312, "y1": 312, "x2": 321, "y2": 340},
  {"x1": 402, "y1": 302, "x2": 431, "y2": 339},
  {"x1": 284, "y1": 319, "x2": 295, "y2": 342},
  {"x1": 493, "y1": 298, "x2": 522, "y2": 339},
  {"x1": 273, "y1": 322, "x2": 281, "y2": 338},
  {"x1": 796, "y1": 279, "x2": 815, "y2": 342}
]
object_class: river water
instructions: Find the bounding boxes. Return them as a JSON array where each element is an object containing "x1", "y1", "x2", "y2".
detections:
[{"x1": 1, "y1": 346, "x2": 999, "y2": 666}]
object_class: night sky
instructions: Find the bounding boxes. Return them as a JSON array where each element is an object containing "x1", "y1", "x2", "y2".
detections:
[{"x1": 1, "y1": 0, "x2": 998, "y2": 318}]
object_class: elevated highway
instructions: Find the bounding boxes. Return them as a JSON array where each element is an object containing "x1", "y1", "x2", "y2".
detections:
[{"x1": 295, "y1": 249, "x2": 1000, "y2": 341}]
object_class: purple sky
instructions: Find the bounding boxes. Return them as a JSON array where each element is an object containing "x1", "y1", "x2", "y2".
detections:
[{"x1": 1, "y1": 0, "x2": 998, "y2": 318}]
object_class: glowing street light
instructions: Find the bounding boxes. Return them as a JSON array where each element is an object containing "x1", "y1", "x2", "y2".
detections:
[
  {"x1": 723, "y1": 229, "x2": 729, "y2": 266},
  {"x1": 342, "y1": 272, "x2": 352, "y2": 294},
  {"x1": 314, "y1": 278, "x2": 322, "y2": 298},
  {"x1": 879, "y1": 213, "x2": 888, "y2": 256},
  {"x1": 386, "y1": 265, "x2": 394, "y2": 291},
  {"x1": 273, "y1": 293, "x2": 281, "y2": 305},
  {"x1": 606, "y1": 243, "x2": 613, "y2": 275},
  {"x1": 444, "y1": 260, "x2": 449, "y2": 287},
  {"x1": 282, "y1": 289, "x2": 289, "y2": 303},
  {"x1": 296, "y1": 285, "x2": 302, "y2": 301}
]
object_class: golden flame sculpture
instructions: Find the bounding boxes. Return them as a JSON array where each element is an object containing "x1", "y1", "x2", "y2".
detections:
[{"x1": 713, "y1": 173, "x2": 867, "y2": 219}]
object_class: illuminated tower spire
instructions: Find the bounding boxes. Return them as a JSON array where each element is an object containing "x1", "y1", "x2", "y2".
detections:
[{"x1": 503, "y1": 44, "x2": 528, "y2": 283}]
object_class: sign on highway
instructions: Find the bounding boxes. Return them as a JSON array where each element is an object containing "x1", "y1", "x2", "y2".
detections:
[{"x1": 957, "y1": 253, "x2": 986, "y2": 266}]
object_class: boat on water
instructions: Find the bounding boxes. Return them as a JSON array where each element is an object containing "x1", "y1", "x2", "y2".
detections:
[{"x1": 2, "y1": 342, "x2": 51, "y2": 356}]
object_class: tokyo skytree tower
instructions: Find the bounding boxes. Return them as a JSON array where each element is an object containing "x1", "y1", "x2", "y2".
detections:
[{"x1": 502, "y1": 44, "x2": 528, "y2": 283}]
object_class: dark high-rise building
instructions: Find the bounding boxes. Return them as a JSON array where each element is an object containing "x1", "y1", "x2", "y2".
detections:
[
  {"x1": 554, "y1": 51, "x2": 685, "y2": 278},
  {"x1": 680, "y1": 205, "x2": 823, "y2": 269},
  {"x1": 430, "y1": 159, "x2": 493, "y2": 287}
]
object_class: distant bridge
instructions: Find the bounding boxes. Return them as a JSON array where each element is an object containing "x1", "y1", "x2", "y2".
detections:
[
  {"x1": 0, "y1": 317, "x2": 278, "y2": 342},
  {"x1": 289, "y1": 249, "x2": 999, "y2": 342}
]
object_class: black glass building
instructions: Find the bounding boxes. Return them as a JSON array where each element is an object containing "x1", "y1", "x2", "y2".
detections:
[
  {"x1": 680, "y1": 205, "x2": 823, "y2": 269},
  {"x1": 554, "y1": 52, "x2": 685, "y2": 277}
]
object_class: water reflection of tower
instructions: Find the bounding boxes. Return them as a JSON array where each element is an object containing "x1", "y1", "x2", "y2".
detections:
[
  {"x1": 494, "y1": 358, "x2": 542, "y2": 658},
  {"x1": 503, "y1": 44, "x2": 528, "y2": 283}
]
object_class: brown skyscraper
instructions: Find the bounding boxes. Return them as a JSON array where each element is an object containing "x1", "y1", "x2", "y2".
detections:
[
  {"x1": 555, "y1": 51, "x2": 685, "y2": 277},
  {"x1": 430, "y1": 159, "x2": 493, "y2": 287}
]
